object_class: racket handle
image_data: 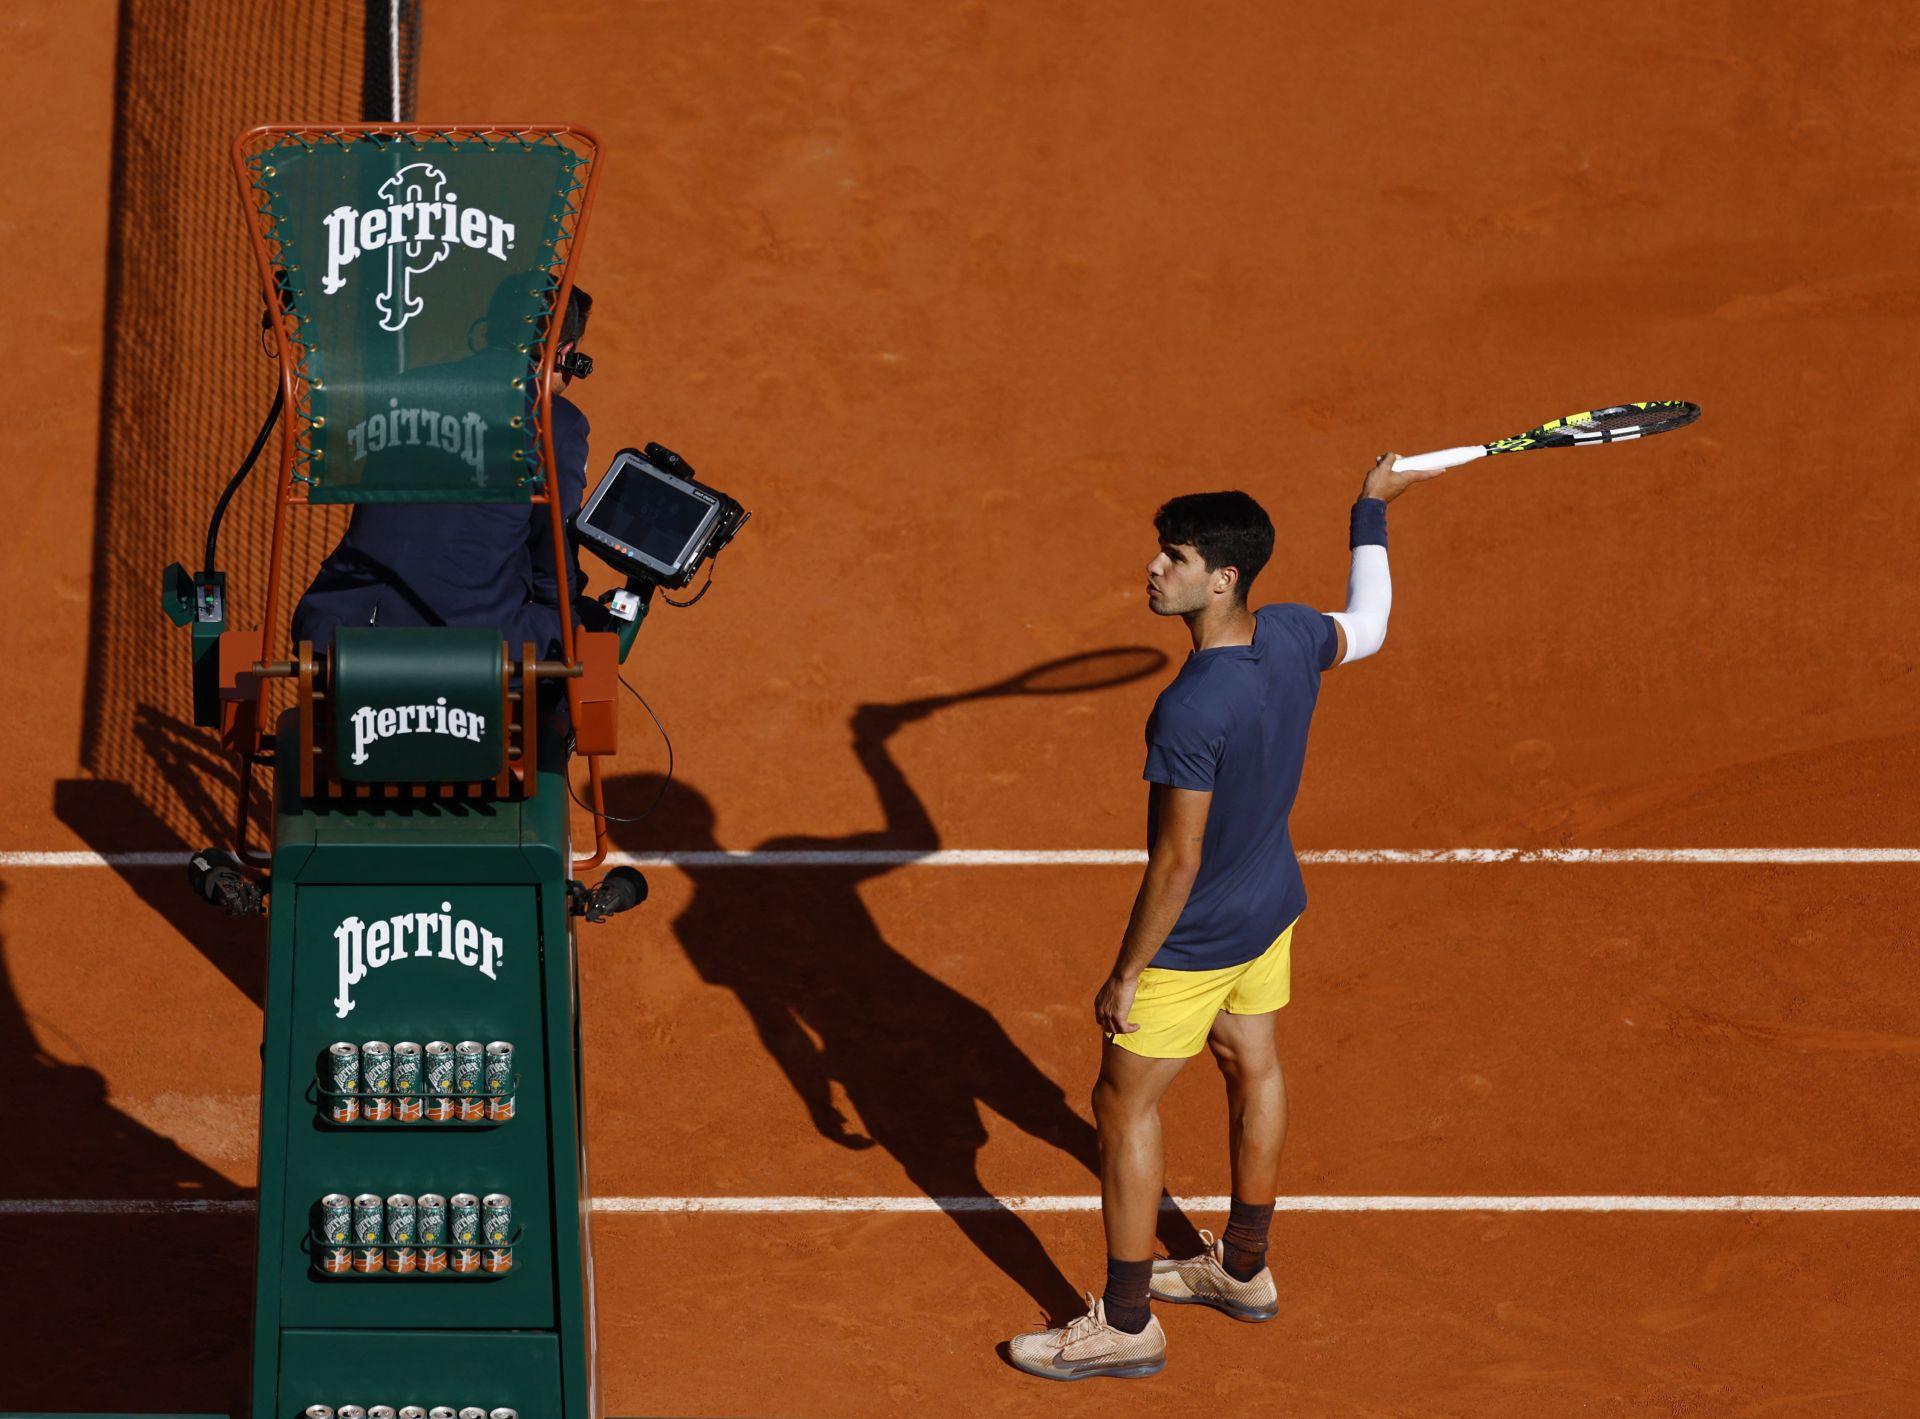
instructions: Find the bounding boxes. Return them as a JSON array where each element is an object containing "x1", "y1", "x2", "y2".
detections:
[{"x1": 1393, "y1": 445, "x2": 1486, "y2": 474}]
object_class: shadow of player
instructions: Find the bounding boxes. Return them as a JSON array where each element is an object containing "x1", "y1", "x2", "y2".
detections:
[{"x1": 606, "y1": 648, "x2": 1206, "y2": 1321}]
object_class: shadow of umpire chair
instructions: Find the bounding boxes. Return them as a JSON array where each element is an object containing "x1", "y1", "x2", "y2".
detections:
[{"x1": 608, "y1": 649, "x2": 1209, "y2": 1323}]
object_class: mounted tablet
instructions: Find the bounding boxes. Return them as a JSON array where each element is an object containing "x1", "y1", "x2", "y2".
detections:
[{"x1": 573, "y1": 443, "x2": 748, "y2": 588}]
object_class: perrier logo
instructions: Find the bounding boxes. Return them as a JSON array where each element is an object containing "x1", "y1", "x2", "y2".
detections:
[
  {"x1": 321, "y1": 161, "x2": 518, "y2": 332},
  {"x1": 333, "y1": 903, "x2": 505, "y2": 1019}
]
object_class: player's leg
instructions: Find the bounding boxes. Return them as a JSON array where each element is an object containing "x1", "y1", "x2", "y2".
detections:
[
  {"x1": 1207, "y1": 1007, "x2": 1287, "y2": 1210},
  {"x1": 1093, "y1": 1041, "x2": 1188, "y2": 1265},
  {"x1": 1150, "y1": 926, "x2": 1292, "y2": 1321},
  {"x1": 1207, "y1": 1007, "x2": 1285, "y2": 1290}
]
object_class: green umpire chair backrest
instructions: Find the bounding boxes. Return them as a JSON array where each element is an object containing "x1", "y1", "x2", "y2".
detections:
[{"x1": 240, "y1": 130, "x2": 590, "y2": 503}]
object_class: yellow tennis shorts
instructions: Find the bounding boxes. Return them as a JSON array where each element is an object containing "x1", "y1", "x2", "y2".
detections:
[{"x1": 1109, "y1": 918, "x2": 1296, "y2": 1059}]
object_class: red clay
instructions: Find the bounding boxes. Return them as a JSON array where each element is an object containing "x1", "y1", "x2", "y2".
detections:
[{"x1": 2, "y1": 1, "x2": 1918, "y2": 1415}]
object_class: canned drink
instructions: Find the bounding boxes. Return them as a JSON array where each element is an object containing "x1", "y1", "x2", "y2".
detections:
[
  {"x1": 425, "y1": 1096, "x2": 457, "y2": 1122},
  {"x1": 326, "y1": 1042, "x2": 359, "y2": 1121},
  {"x1": 385, "y1": 1192, "x2": 417, "y2": 1272},
  {"x1": 352, "y1": 1193, "x2": 384, "y2": 1247},
  {"x1": 430, "y1": 1409, "x2": 458, "y2": 1419},
  {"x1": 484, "y1": 1040, "x2": 514, "y2": 1094},
  {"x1": 489, "y1": 1410, "x2": 519, "y2": 1419},
  {"x1": 459, "y1": 1409, "x2": 487, "y2": 1419},
  {"x1": 481, "y1": 1192, "x2": 513, "y2": 1245},
  {"x1": 480, "y1": 1246, "x2": 514, "y2": 1274},
  {"x1": 400, "y1": 1408, "x2": 428, "y2": 1419},
  {"x1": 418, "y1": 1192, "x2": 448, "y2": 1271},
  {"x1": 454, "y1": 1040, "x2": 483, "y2": 1094},
  {"x1": 369, "y1": 1407, "x2": 397, "y2": 1419},
  {"x1": 450, "y1": 1246, "x2": 482, "y2": 1273},
  {"x1": 426, "y1": 1039, "x2": 455, "y2": 1102},
  {"x1": 319, "y1": 1245, "x2": 352, "y2": 1274},
  {"x1": 351, "y1": 1246, "x2": 383, "y2": 1273},
  {"x1": 319, "y1": 1192, "x2": 352, "y2": 1244},
  {"x1": 393, "y1": 1041, "x2": 424, "y2": 1121},
  {"x1": 361, "y1": 1039, "x2": 393, "y2": 1121},
  {"x1": 450, "y1": 1192, "x2": 480, "y2": 1243},
  {"x1": 305, "y1": 1407, "x2": 335, "y2": 1419},
  {"x1": 338, "y1": 1408, "x2": 367, "y2": 1419}
]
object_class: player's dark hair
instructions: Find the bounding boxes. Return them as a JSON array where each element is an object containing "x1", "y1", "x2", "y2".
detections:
[{"x1": 1154, "y1": 491, "x2": 1274, "y2": 603}]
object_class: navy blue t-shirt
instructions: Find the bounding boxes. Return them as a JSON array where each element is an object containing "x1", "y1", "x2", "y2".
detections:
[{"x1": 1142, "y1": 602, "x2": 1339, "y2": 970}]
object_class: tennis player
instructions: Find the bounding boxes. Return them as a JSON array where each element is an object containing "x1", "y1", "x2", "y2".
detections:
[{"x1": 1008, "y1": 452, "x2": 1440, "y2": 1381}]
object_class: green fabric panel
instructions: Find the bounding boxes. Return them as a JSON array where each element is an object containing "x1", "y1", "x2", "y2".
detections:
[
  {"x1": 249, "y1": 135, "x2": 583, "y2": 503},
  {"x1": 331, "y1": 626, "x2": 505, "y2": 782}
]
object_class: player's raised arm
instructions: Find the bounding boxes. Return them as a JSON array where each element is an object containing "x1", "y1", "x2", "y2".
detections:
[{"x1": 1323, "y1": 452, "x2": 1441, "y2": 668}]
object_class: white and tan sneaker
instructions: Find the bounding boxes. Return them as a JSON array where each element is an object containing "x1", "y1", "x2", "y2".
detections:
[
  {"x1": 1007, "y1": 1293, "x2": 1167, "y2": 1381},
  {"x1": 1150, "y1": 1229, "x2": 1278, "y2": 1322}
]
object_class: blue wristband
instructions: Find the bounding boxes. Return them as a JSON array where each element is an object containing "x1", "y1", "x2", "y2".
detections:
[{"x1": 1349, "y1": 497, "x2": 1388, "y2": 549}]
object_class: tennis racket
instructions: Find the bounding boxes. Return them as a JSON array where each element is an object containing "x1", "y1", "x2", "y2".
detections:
[{"x1": 1393, "y1": 400, "x2": 1700, "y2": 474}]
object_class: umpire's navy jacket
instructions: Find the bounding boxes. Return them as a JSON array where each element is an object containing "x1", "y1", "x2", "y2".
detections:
[{"x1": 293, "y1": 394, "x2": 593, "y2": 656}]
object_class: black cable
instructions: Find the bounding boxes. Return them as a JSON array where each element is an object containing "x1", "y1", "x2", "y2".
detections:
[
  {"x1": 661, "y1": 556, "x2": 717, "y2": 608},
  {"x1": 204, "y1": 386, "x2": 284, "y2": 576},
  {"x1": 564, "y1": 671, "x2": 675, "y2": 823}
]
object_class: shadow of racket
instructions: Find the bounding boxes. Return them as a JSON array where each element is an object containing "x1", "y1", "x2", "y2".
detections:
[{"x1": 870, "y1": 646, "x2": 1171, "y2": 724}]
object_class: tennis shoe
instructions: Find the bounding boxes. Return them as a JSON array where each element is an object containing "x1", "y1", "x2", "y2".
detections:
[
  {"x1": 1006, "y1": 1293, "x2": 1167, "y2": 1381},
  {"x1": 1150, "y1": 1229, "x2": 1278, "y2": 1322}
]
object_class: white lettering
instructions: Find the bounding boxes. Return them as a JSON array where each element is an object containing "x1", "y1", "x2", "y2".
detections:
[
  {"x1": 322, "y1": 206, "x2": 358, "y2": 294},
  {"x1": 365, "y1": 918, "x2": 391, "y2": 969},
  {"x1": 332, "y1": 916, "x2": 366, "y2": 1017},
  {"x1": 315, "y1": 164, "x2": 517, "y2": 330},
  {"x1": 376, "y1": 707, "x2": 398, "y2": 737},
  {"x1": 447, "y1": 709, "x2": 467, "y2": 739},
  {"x1": 350, "y1": 706, "x2": 377, "y2": 766},
  {"x1": 454, "y1": 918, "x2": 480, "y2": 967},
  {"x1": 330, "y1": 902, "x2": 509, "y2": 1016}
]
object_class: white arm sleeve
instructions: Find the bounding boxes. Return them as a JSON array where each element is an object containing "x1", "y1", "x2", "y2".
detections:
[{"x1": 1324, "y1": 543, "x2": 1391, "y2": 666}]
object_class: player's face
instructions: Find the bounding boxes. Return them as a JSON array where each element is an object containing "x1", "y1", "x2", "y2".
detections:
[{"x1": 1146, "y1": 541, "x2": 1216, "y2": 616}]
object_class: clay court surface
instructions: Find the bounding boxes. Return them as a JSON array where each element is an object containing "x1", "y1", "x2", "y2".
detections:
[{"x1": 3, "y1": 1, "x2": 1919, "y2": 1414}]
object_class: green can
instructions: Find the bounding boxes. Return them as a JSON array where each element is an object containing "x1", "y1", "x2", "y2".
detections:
[
  {"x1": 481, "y1": 1191, "x2": 513, "y2": 1244},
  {"x1": 361, "y1": 1040, "x2": 393, "y2": 1121},
  {"x1": 426, "y1": 1039, "x2": 455, "y2": 1096},
  {"x1": 454, "y1": 1040, "x2": 483, "y2": 1093},
  {"x1": 351, "y1": 1192, "x2": 383, "y2": 1247},
  {"x1": 319, "y1": 1192, "x2": 352, "y2": 1244},
  {"x1": 385, "y1": 1192, "x2": 418, "y2": 1272},
  {"x1": 418, "y1": 1191, "x2": 448, "y2": 1272},
  {"x1": 326, "y1": 1043, "x2": 359, "y2": 1122},
  {"x1": 392, "y1": 1041, "x2": 423, "y2": 1121},
  {"x1": 450, "y1": 1192, "x2": 481, "y2": 1243}
]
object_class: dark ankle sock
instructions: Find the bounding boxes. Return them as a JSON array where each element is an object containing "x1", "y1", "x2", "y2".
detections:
[
  {"x1": 1221, "y1": 1197, "x2": 1275, "y2": 1281},
  {"x1": 1102, "y1": 1256, "x2": 1153, "y2": 1333}
]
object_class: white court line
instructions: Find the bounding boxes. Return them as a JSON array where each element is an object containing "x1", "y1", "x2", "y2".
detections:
[
  {"x1": 5, "y1": 1195, "x2": 1920, "y2": 1217},
  {"x1": 3, "y1": 847, "x2": 1919, "y2": 869}
]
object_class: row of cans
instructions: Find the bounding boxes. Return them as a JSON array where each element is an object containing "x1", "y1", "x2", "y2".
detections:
[
  {"x1": 305, "y1": 1408, "x2": 518, "y2": 1419},
  {"x1": 318, "y1": 1192, "x2": 514, "y2": 1275},
  {"x1": 325, "y1": 1040, "x2": 515, "y2": 1123}
]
